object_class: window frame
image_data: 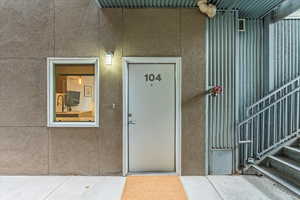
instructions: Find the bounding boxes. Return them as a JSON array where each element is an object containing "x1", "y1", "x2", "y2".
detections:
[{"x1": 47, "y1": 57, "x2": 100, "y2": 127}]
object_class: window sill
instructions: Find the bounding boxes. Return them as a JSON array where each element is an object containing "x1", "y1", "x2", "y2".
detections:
[{"x1": 47, "y1": 122, "x2": 99, "y2": 128}]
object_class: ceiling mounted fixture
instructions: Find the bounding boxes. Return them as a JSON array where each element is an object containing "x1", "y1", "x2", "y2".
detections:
[{"x1": 198, "y1": 0, "x2": 216, "y2": 18}]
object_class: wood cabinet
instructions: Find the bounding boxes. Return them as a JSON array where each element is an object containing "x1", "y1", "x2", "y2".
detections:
[{"x1": 56, "y1": 75, "x2": 67, "y2": 93}]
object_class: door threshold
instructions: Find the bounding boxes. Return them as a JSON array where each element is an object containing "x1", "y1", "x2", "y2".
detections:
[{"x1": 126, "y1": 172, "x2": 178, "y2": 176}]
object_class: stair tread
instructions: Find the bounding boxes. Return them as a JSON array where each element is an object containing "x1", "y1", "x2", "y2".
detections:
[
  {"x1": 292, "y1": 138, "x2": 300, "y2": 148},
  {"x1": 258, "y1": 165, "x2": 300, "y2": 187},
  {"x1": 292, "y1": 145, "x2": 300, "y2": 150},
  {"x1": 284, "y1": 146, "x2": 300, "y2": 154},
  {"x1": 282, "y1": 146, "x2": 300, "y2": 162},
  {"x1": 269, "y1": 155, "x2": 300, "y2": 170},
  {"x1": 252, "y1": 165, "x2": 300, "y2": 196}
]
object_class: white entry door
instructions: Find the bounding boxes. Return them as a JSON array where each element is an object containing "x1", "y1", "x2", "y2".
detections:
[{"x1": 128, "y1": 63, "x2": 176, "y2": 173}]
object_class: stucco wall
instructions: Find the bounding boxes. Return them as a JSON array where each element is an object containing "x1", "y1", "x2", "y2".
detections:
[{"x1": 0, "y1": 0, "x2": 206, "y2": 175}]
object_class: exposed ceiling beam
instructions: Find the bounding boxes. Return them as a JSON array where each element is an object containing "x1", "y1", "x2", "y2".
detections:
[{"x1": 272, "y1": 0, "x2": 300, "y2": 22}]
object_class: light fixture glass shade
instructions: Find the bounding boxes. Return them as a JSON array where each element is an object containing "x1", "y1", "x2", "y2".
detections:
[{"x1": 105, "y1": 52, "x2": 113, "y2": 65}]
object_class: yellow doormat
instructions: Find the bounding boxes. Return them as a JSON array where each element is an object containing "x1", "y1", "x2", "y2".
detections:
[{"x1": 121, "y1": 176, "x2": 188, "y2": 200}]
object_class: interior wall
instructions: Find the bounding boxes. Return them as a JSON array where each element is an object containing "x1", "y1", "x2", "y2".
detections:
[{"x1": 0, "y1": 0, "x2": 206, "y2": 175}]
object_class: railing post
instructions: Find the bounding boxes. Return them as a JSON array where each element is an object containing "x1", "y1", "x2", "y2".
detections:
[
  {"x1": 236, "y1": 123, "x2": 240, "y2": 171},
  {"x1": 296, "y1": 80, "x2": 300, "y2": 132}
]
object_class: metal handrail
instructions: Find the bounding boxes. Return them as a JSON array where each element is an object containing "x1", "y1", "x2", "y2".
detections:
[
  {"x1": 239, "y1": 87, "x2": 300, "y2": 127},
  {"x1": 237, "y1": 78, "x2": 300, "y2": 167},
  {"x1": 247, "y1": 75, "x2": 300, "y2": 113},
  {"x1": 257, "y1": 131, "x2": 299, "y2": 157}
]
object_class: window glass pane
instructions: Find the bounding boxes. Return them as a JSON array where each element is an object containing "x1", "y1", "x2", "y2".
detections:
[{"x1": 54, "y1": 64, "x2": 95, "y2": 122}]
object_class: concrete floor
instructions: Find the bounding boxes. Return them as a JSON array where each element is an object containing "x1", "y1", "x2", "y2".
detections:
[{"x1": 0, "y1": 175, "x2": 297, "y2": 200}]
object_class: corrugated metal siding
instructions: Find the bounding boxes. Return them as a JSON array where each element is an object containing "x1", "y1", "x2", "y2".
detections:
[
  {"x1": 97, "y1": 0, "x2": 197, "y2": 8},
  {"x1": 207, "y1": 11, "x2": 238, "y2": 149},
  {"x1": 239, "y1": 19, "x2": 265, "y2": 119},
  {"x1": 207, "y1": 15, "x2": 265, "y2": 149},
  {"x1": 210, "y1": 0, "x2": 284, "y2": 18},
  {"x1": 97, "y1": 0, "x2": 284, "y2": 18},
  {"x1": 271, "y1": 19, "x2": 300, "y2": 89}
]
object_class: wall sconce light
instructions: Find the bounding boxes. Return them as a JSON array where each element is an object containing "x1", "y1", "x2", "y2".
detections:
[{"x1": 105, "y1": 51, "x2": 114, "y2": 65}]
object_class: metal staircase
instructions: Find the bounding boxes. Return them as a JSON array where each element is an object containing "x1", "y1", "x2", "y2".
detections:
[
  {"x1": 251, "y1": 138, "x2": 300, "y2": 196},
  {"x1": 236, "y1": 76, "x2": 300, "y2": 196}
]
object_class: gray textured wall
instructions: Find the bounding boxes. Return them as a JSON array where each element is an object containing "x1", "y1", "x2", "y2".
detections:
[{"x1": 0, "y1": 0, "x2": 206, "y2": 175}]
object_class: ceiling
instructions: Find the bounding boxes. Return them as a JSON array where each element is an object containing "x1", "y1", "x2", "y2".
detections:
[
  {"x1": 210, "y1": 0, "x2": 285, "y2": 18},
  {"x1": 96, "y1": 0, "x2": 285, "y2": 18},
  {"x1": 286, "y1": 9, "x2": 300, "y2": 19}
]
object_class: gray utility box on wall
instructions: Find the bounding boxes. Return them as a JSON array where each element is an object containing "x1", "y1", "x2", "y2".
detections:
[{"x1": 209, "y1": 149, "x2": 233, "y2": 175}]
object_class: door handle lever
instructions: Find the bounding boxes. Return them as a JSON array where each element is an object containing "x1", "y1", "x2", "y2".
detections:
[{"x1": 128, "y1": 120, "x2": 136, "y2": 125}]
